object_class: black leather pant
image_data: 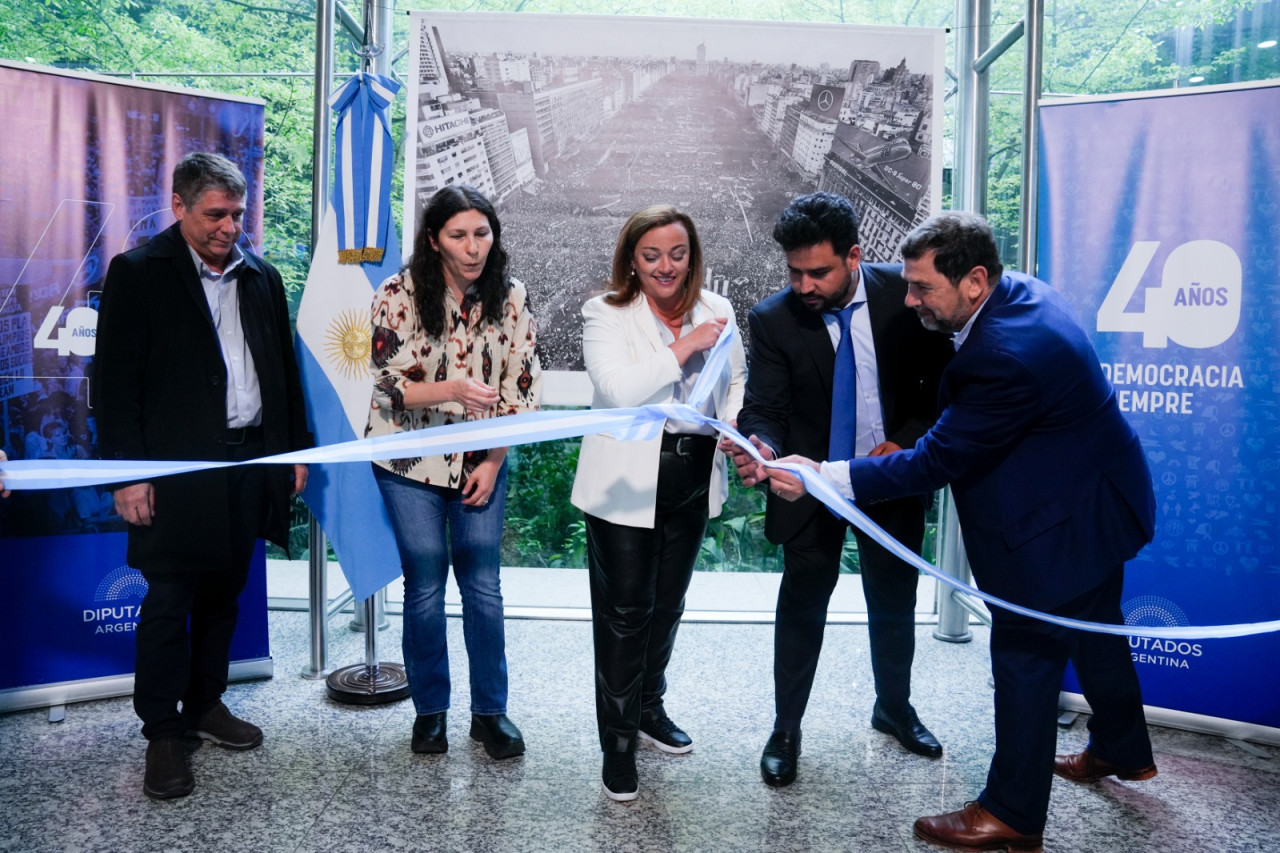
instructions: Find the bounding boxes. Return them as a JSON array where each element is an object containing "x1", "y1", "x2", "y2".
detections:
[{"x1": 586, "y1": 433, "x2": 715, "y2": 753}]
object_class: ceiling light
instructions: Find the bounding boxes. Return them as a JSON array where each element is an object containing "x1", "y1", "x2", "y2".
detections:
[
  {"x1": 1188, "y1": 75, "x2": 1205, "y2": 83},
  {"x1": 1258, "y1": 39, "x2": 1278, "y2": 49}
]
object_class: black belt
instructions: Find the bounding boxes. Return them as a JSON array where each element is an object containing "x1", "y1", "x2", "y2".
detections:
[
  {"x1": 225, "y1": 425, "x2": 264, "y2": 445},
  {"x1": 660, "y1": 432, "x2": 716, "y2": 457}
]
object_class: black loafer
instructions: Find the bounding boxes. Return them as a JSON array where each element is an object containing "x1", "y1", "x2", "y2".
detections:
[
  {"x1": 470, "y1": 713, "x2": 525, "y2": 759},
  {"x1": 412, "y1": 712, "x2": 448, "y2": 754},
  {"x1": 870, "y1": 702, "x2": 943, "y2": 758},
  {"x1": 143, "y1": 737, "x2": 194, "y2": 800},
  {"x1": 760, "y1": 730, "x2": 801, "y2": 787}
]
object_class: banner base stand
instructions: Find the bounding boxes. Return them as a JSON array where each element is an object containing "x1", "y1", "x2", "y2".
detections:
[
  {"x1": 1060, "y1": 692, "x2": 1280, "y2": 747},
  {"x1": 0, "y1": 657, "x2": 274, "y2": 714}
]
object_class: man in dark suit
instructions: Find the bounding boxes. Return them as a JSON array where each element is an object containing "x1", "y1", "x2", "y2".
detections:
[
  {"x1": 725, "y1": 193, "x2": 953, "y2": 787},
  {"x1": 94, "y1": 152, "x2": 312, "y2": 800},
  {"x1": 771, "y1": 211, "x2": 1157, "y2": 851}
]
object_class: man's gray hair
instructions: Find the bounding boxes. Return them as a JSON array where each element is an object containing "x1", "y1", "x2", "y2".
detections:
[{"x1": 171, "y1": 152, "x2": 247, "y2": 207}]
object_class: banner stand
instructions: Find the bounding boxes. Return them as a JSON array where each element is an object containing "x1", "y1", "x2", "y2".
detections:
[
  {"x1": 1060, "y1": 693, "x2": 1280, "y2": 749},
  {"x1": 1039, "y1": 80, "x2": 1280, "y2": 737},
  {"x1": 0, "y1": 659, "x2": 273, "y2": 716},
  {"x1": 0, "y1": 61, "x2": 274, "y2": 712}
]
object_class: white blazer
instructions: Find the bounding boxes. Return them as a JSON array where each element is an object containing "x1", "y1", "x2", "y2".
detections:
[{"x1": 571, "y1": 290, "x2": 747, "y2": 528}]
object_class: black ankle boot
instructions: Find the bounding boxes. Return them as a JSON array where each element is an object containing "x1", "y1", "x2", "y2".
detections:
[
  {"x1": 412, "y1": 712, "x2": 448, "y2": 754},
  {"x1": 469, "y1": 713, "x2": 525, "y2": 759}
]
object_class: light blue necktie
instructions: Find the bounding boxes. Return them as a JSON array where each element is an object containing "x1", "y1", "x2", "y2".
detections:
[{"x1": 828, "y1": 303, "x2": 858, "y2": 461}]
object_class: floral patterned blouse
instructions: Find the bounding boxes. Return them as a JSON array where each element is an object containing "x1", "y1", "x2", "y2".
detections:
[{"x1": 365, "y1": 270, "x2": 542, "y2": 487}]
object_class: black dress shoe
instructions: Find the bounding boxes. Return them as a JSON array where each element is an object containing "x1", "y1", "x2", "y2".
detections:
[
  {"x1": 760, "y1": 730, "x2": 801, "y2": 787},
  {"x1": 871, "y1": 703, "x2": 943, "y2": 758},
  {"x1": 412, "y1": 712, "x2": 448, "y2": 754},
  {"x1": 143, "y1": 737, "x2": 194, "y2": 800},
  {"x1": 470, "y1": 713, "x2": 526, "y2": 759},
  {"x1": 602, "y1": 750, "x2": 639, "y2": 802}
]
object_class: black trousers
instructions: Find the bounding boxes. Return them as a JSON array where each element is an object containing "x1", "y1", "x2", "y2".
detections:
[
  {"x1": 586, "y1": 433, "x2": 715, "y2": 753},
  {"x1": 979, "y1": 569, "x2": 1151, "y2": 835},
  {"x1": 773, "y1": 496, "x2": 924, "y2": 731},
  {"x1": 133, "y1": 437, "x2": 268, "y2": 740}
]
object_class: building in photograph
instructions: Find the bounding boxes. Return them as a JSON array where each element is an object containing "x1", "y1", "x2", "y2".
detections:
[
  {"x1": 792, "y1": 110, "x2": 839, "y2": 182},
  {"x1": 471, "y1": 107, "x2": 524, "y2": 201},
  {"x1": 510, "y1": 127, "x2": 536, "y2": 187},
  {"x1": 413, "y1": 105, "x2": 496, "y2": 212},
  {"x1": 820, "y1": 122, "x2": 931, "y2": 259},
  {"x1": 496, "y1": 78, "x2": 605, "y2": 175}
]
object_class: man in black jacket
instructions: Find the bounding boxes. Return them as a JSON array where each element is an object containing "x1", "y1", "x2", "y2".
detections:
[
  {"x1": 94, "y1": 152, "x2": 312, "y2": 800},
  {"x1": 725, "y1": 193, "x2": 953, "y2": 786}
]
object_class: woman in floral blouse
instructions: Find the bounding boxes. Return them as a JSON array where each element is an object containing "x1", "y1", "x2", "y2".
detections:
[{"x1": 366, "y1": 185, "x2": 541, "y2": 760}]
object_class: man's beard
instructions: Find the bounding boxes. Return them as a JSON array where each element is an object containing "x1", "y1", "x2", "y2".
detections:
[{"x1": 798, "y1": 272, "x2": 856, "y2": 313}]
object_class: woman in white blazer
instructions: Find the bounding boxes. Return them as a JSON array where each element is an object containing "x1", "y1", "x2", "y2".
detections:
[{"x1": 570, "y1": 206, "x2": 746, "y2": 802}]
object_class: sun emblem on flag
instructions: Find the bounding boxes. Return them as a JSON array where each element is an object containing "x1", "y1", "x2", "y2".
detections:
[{"x1": 324, "y1": 309, "x2": 372, "y2": 380}]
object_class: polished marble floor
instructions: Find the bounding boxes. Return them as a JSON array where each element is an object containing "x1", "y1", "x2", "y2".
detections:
[{"x1": 1, "y1": 611, "x2": 1277, "y2": 852}]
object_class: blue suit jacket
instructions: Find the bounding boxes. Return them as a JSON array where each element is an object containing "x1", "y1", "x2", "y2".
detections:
[{"x1": 847, "y1": 272, "x2": 1156, "y2": 611}]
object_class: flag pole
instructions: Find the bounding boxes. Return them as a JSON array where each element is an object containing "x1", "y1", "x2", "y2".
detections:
[
  {"x1": 322, "y1": 0, "x2": 410, "y2": 706},
  {"x1": 301, "y1": 0, "x2": 337, "y2": 682}
]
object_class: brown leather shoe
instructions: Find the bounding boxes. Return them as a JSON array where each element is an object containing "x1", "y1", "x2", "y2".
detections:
[
  {"x1": 1054, "y1": 748, "x2": 1157, "y2": 783},
  {"x1": 913, "y1": 801, "x2": 1044, "y2": 852}
]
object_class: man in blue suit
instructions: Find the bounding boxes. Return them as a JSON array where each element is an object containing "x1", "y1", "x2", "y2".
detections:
[{"x1": 770, "y1": 212, "x2": 1157, "y2": 852}]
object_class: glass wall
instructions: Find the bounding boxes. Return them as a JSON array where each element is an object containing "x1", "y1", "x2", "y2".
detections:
[
  {"x1": 3, "y1": 0, "x2": 1276, "y2": 594},
  {"x1": 981, "y1": 0, "x2": 1280, "y2": 267}
]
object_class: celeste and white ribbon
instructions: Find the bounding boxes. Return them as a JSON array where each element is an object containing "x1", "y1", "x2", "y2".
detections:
[
  {"x1": 3, "y1": 327, "x2": 1277, "y2": 640},
  {"x1": 0, "y1": 407, "x2": 667, "y2": 490},
  {"x1": 713, "y1": 426, "x2": 1280, "y2": 642}
]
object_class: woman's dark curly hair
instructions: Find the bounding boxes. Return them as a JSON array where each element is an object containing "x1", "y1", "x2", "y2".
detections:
[{"x1": 407, "y1": 185, "x2": 510, "y2": 338}]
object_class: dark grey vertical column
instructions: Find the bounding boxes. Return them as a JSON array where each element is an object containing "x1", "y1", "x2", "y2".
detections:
[{"x1": 1019, "y1": 0, "x2": 1045, "y2": 275}]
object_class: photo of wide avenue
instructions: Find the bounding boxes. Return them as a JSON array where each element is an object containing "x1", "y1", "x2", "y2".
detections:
[{"x1": 408, "y1": 24, "x2": 937, "y2": 369}]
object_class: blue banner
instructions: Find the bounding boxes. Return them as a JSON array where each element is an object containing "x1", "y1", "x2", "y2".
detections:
[
  {"x1": 0, "y1": 536, "x2": 268, "y2": 691},
  {"x1": 1038, "y1": 82, "x2": 1280, "y2": 728},
  {"x1": 0, "y1": 63, "x2": 272, "y2": 703}
]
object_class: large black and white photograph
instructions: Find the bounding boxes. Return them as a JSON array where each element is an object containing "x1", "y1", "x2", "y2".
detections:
[{"x1": 405, "y1": 12, "x2": 945, "y2": 373}]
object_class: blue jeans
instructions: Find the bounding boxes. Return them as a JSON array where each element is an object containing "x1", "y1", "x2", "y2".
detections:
[{"x1": 373, "y1": 462, "x2": 509, "y2": 716}]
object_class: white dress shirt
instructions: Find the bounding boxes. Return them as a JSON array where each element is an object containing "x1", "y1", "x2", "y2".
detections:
[
  {"x1": 189, "y1": 244, "x2": 262, "y2": 428},
  {"x1": 817, "y1": 283, "x2": 993, "y2": 499}
]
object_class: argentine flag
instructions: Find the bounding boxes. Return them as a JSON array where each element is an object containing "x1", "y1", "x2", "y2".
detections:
[{"x1": 295, "y1": 73, "x2": 402, "y2": 602}]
